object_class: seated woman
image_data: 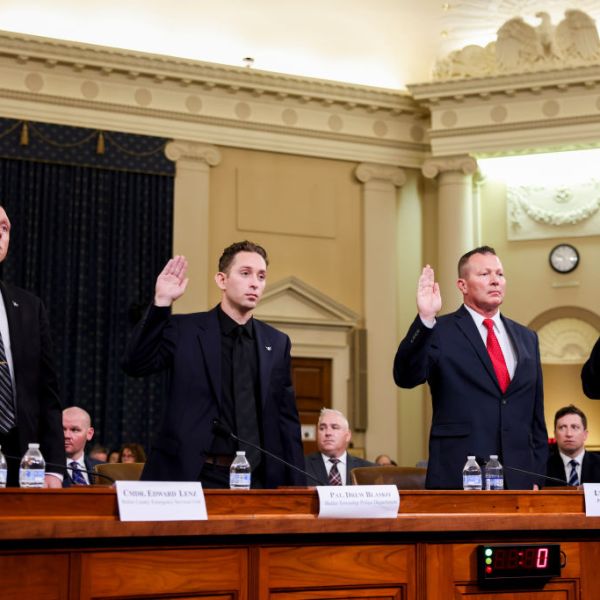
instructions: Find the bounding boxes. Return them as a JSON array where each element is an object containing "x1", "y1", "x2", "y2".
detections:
[{"x1": 119, "y1": 442, "x2": 147, "y2": 463}]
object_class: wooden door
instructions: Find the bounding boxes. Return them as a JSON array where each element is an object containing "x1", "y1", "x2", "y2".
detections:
[{"x1": 291, "y1": 357, "x2": 332, "y2": 455}]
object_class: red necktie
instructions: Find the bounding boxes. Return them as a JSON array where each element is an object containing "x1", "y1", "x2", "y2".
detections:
[{"x1": 483, "y1": 319, "x2": 510, "y2": 393}]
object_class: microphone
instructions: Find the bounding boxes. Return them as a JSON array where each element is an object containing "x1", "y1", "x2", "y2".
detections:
[
  {"x1": 4, "y1": 454, "x2": 115, "y2": 484},
  {"x1": 502, "y1": 464, "x2": 573, "y2": 488},
  {"x1": 211, "y1": 419, "x2": 327, "y2": 486}
]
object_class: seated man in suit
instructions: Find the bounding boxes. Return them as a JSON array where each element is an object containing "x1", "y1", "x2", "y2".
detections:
[
  {"x1": 545, "y1": 404, "x2": 600, "y2": 487},
  {"x1": 305, "y1": 408, "x2": 373, "y2": 485},
  {"x1": 62, "y1": 406, "x2": 103, "y2": 486}
]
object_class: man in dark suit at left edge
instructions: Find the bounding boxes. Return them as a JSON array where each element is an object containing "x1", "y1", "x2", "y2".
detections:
[
  {"x1": 123, "y1": 241, "x2": 305, "y2": 488},
  {"x1": 0, "y1": 205, "x2": 65, "y2": 486}
]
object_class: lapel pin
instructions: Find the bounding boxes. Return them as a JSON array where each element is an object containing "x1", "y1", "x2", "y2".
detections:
[
  {"x1": 12, "y1": 301, "x2": 18, "y2": 307},
  {"x1": 265, "y1": 346, "x2": 272, "y2": 351}
]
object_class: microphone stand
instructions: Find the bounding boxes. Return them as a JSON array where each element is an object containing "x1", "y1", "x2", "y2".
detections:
[
  {"x1": 212, "y1": 420, "x2": 326, "y2": 486},
  {"x1": 503, "y1": 464, "x2": 573, "y2": 487}
]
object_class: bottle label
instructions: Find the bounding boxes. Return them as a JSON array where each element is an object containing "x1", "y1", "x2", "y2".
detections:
[
  {"x1": 485, "y1": 476, "x2": 504, "y2": 490},
  {"x1": 463, "y1": 474, "x2": 482, "y2": 488},
  {"x1": 19, "y1": 468, "x2": 45, "y2": 487},
  {"x1": 0, "y1": 469, "x2": 6, "y2": 486},
  {"x1": 229, "y1": 472, "x2": 251, "y2": 488}
]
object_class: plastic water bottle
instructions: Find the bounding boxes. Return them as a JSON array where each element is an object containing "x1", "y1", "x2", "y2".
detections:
[
  {"x1": 229, "y1": 451, "x2": 251, "y2": 490},
  {"x1": 19, "y1": 443, "x2": 45, "y2": 488},
  {"x1": 0, "y1": 444, "x2": 7, "y2": 488},
  {"x1": 462, "y1": 455, "x2": 482, "y2": 490},
  {"x1": 484, "y1": 455, "x2": 504, "y2": 490}
]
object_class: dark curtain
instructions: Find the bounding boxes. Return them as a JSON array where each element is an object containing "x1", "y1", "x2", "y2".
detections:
[{"x1": 0, "y1": 119, "x2": 174, "y2": 453}]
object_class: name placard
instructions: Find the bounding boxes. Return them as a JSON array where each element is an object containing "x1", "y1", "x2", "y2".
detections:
[
  {"x1": 317, "y1": 485, "x2": 399, "y2": 519},
  {"x1": 116, "y1": 481, "x2": 208, "y2": 521},
  {"x1": 583, "y1": 483, "x2": 600, "y2": 516}
]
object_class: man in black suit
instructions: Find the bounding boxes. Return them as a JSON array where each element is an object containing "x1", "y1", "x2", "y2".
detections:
[
  {"x1": 304, "y1": 408, "x2": 373, "y2": 485},
  {"x1": 582, "y1": 338, "x2": 600, "y2": 399},
  {"x1": 123, "y1": 241, "x2": 305, "y2": 488},
  {"x1": 0, "y1": 205, "x2": 64, "y2": 487},
  {"x1": 62, "y1": 406, "x2": 103, "y2": 486},
  {"x1": 394, "y1": 246, "x2": 547, "y2": 490},
  {"x1": 545, "y1": 404, "x2": 600, "y2": 487}
]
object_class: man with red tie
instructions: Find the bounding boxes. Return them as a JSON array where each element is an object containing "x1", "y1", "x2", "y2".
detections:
[{"x1": 393, "y1": 246, "x2": 547, "y2": 490}]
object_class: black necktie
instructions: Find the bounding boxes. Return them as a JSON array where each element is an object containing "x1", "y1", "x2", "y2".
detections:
[
  {"x1": 0, "y1": 329, "x2": 15, "y2": 434},
  {"x1": 70, "y1": 461, "x2": 88, "y2": 485},
  {"x1": 233, "y1": 326, "x2": 261, "y2": 469}
]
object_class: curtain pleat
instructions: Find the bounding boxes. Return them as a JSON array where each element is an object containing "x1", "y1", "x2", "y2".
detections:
[{"x1": 0, "y1": 152, "x2": 173, "y2": 453}]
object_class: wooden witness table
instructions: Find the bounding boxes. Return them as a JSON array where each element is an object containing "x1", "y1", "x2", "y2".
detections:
[{"x1": 0, "y1": 487, "x2": 598, "y2": 599}]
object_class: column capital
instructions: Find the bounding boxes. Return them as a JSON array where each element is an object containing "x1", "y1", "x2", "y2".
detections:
[
  {"x1": 421, "y1": 155, "x2": 477, "y2": 180},
  {"x1": 355, "y1": 163, "x2": 407, "y2": 187},
  {"x1": 165, "y1": 140, "x2": 222, "y2": 166}
]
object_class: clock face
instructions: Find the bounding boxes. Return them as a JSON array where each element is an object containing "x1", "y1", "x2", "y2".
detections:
[{"x1": 549, "y1": 244, "x2": 579, "y2": 274}]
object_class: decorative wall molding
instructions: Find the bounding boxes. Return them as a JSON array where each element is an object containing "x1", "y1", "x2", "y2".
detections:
[
  {"x1": 507, "y1": 180, "x2": 600, "y2": 240},
  {"x1": 0, "y1": 30, "x2": 428, "y2": 167},
  {"x1": 537, "y1": 316, "x2": 599, "y2": 365},
  {"x1": 255, "y1": 276, "x2": 359, "y2": 329},
  {"x1": 434, "y1": 10, "x2": 600, "y2": 81},
  {"x1": 421, "y1": 155, "x2": 478, "y2": 179},
  {"x1": 355, "y1": 163, "x2": 407, "y2": 186},
  {"x1": 410, "y1": 63, "x2": 600, "y2": 156},
  {"x1": 164, "y1": 141, "x2": 221, "y2": 165}
]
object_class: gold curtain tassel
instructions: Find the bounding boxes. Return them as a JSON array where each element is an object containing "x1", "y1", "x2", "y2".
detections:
[
  {"x1": 96, "y1": 131, "x2": 105, "y2": 155},
  {"x1": 20, "y1": 122, "x2": 29, "y2": 146}
]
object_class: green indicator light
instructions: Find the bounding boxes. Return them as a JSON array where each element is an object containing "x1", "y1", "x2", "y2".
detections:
[
  {"x1": 485, "y1": 557, "x2": 492, "y2": 565},
  {"x1": 485, "y1": 548, "x2": 493, "y2": 557}
]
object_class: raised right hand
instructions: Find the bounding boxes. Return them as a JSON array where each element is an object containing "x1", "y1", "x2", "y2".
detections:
[
  {"x1": 154, "y1": 255, "x2": 189, "y2": 307},
  {"x1": 417, "y1": 265, "x2": 441, "y2": 321}
]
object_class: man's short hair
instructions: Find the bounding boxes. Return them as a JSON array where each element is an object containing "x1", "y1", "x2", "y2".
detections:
[
  {"x1": 318, "y1": 408, "x2": 349, "y2": 430},
  {"x1": 218, "y1": 240, "x2": 269, "y2": 273},
  {"x1": 457, "y1": 245, "x2": 497, "y2": 277},
  {"x1": 554, "y1": 404, "x2": 588, "y2": 430}
]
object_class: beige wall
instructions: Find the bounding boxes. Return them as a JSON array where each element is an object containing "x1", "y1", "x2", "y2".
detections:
[{"x1": 205, "y1": 147, "x2": 364, "y2": 317}]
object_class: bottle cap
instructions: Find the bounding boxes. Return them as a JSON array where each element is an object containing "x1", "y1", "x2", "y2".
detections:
[
  {"x1": 467, "y1": 455, "x2": 475, "y2": 459},
  {"x1": 489, "y1": 455, "x2": 498, "y2": 459},
  {"x1": 236, "y1": 450, "x2": 245, "y2": 456},
  {"x1": 28, "y1": 443, "x2": 40, "y2": 449}
]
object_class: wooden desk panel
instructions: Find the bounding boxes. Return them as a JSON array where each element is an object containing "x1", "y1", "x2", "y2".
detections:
[{"x1": 0, "y1": 488, "x2": 598, "y2": 600}]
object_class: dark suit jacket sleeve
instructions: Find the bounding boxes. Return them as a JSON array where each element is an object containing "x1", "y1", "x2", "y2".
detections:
[
  {"x1": 122, "y1": 304, "x2": 175, "y2": 376},
  {"x1": 393, "y1": 315, "x2": 435, "y2": 388},
  {"x1": 582, "y1": 337, "x2": 600, "y2": 399},
  {"x1": 531, "y1": 332, "x2": 548, "y2": 483},
  {"x1": 277, "y1": 334, "x2": 306, "y2": 486}
]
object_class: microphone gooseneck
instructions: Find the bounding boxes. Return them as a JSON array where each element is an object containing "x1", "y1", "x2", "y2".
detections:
[{"x1": 211, "y1": 419, "x2": 327, "y2": 486}]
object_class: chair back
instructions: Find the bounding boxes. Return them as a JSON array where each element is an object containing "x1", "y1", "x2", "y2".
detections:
[
  {"x1": 94, "y1": 462, "x2": 145, "y2": 484},
  {"x1": 351, "y1": 466, "x2": 427, "y2": 489}
]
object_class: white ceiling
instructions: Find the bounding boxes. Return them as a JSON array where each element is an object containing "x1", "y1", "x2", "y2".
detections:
[{"x1": 2, "y1": 0, "x2": 600, "y2": 90}]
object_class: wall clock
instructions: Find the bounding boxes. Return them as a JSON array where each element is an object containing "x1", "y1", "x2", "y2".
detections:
[{"x1": 549, "y1": 244, "x2": 579, "y2": 274}]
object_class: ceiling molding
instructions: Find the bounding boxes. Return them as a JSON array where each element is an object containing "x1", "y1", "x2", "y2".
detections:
[{"x1": 0, "y1": 29, "x2": 429, "y2": 166}]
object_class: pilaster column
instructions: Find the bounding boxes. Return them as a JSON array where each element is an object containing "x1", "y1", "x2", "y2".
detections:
[
  {"x1": 165, "y1": 141, "x2": 222, "y2": 313},
  {"x1": 422, "y1": 155, "x2": 478, "y2": 310},
  {"x1": 355, "y1": 163, "x2": 406, "y2": 462}
]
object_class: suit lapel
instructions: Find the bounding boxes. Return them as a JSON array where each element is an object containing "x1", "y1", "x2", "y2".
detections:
[
  {"x1": 254, "y1": 320, "x2": 274, "y2": 409},
  {"x1": 196, "y1": 308, "x2": 222, "y2": 404},
  {"x1": 454, "y1": 307, "x2": 499, "y2": 388},
  {"x1": 0, "y1": 281, "x2": 21, "y2": 379}
]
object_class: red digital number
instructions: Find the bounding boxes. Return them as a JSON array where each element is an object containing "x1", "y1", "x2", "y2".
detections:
[
  {"x1": 507, "y1": 549, "x2": 519, "y2": 569},
  {"x1": 536, "y1": 547, "x2": 548, "y2": 569},
  {"x1": 494, "y1": 549, "x2": 505, "y2": 569}
]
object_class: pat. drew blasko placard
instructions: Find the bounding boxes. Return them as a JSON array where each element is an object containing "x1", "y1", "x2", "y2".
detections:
[
  {"x1": 317, "y1": 485, "x2": 400, "y2": 519},
  {"x1": 116, "y1": 481, "x2": 208, "y2": 521}
]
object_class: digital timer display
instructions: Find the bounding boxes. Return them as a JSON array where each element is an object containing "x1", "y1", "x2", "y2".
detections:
[{"x1": 477, "y1": 544, "x2": 561, "y2": 583}]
